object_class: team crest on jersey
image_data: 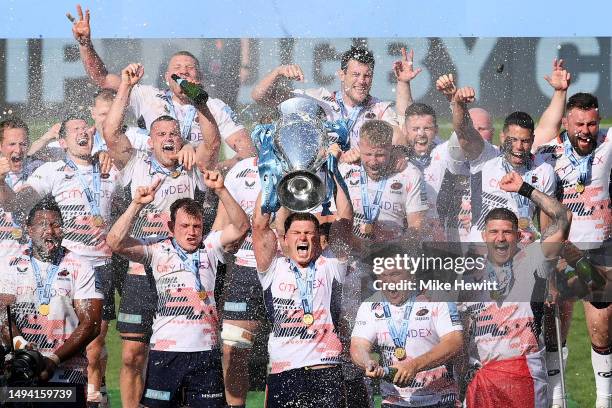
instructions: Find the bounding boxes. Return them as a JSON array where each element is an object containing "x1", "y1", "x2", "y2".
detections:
[
  {"x1": 64, "y1": 173, "x2": 74, "y2": 180},
  {"x1": 365, "y1": 111, "x2": 376, "y2": 119},
  {"x1": 58, "y1": 269, "x2": 70, "y2": 277},
  {"x1": 16, "y1": 266, "x2": 28, "y2": 274},
  {"x1": 390, "y1": 181, "x2": 403, "y2": 193},
  {"x1": 531, "y1": 175, "x2": 538, "y2": 184},
  {"x1": 415, "y1": 308, "x2": 430, "y2": 320}
]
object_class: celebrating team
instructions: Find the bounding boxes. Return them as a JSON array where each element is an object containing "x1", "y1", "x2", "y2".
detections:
[{"x1": 0, "y1": 4, "x2": 610, "y2": 408}]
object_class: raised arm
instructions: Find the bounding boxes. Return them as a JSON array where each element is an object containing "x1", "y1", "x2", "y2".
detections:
[
  {"x1": 202, "y1": 170, "x2": 249, "y2": 251},
  {"x1": 499, "y1": 172, "x2": 570, "y2": 255},
  {"x1": 251, "y1": 64, "x2": 304, "y2": 106},
  {"x1": 101, "y1": 63, "x2": 142, "y2": 169},
  {"x1": 251, "y1": 192, "x2": 279, "y2": 272},
  {"x1": 394, "y1": 48, "x2": 422, "y2": 127},
  {"x1": 533, "y1": 59, "x2": 571, "y2": 151},
  {"x1": 193, "y1": 104, "x2": 222, "y2": 171},
  {"x1": 327, "y1": 145, "x2": 354, "y2": 261},
  {"x1": 67, "y1": 4, "x2": 120, "y2": 90},
  {"x1": 437, "y1": 74, "x2": 484, "y2": 161},
  {"x1": 106, "y1": 179, "x2": 161, "y2": 263}
]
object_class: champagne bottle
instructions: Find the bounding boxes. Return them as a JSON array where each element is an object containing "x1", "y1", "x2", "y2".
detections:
[
  {"x1": 575, "y1": 257, "x2": 606, "y2": 289},
  {"x1": 171, "y1": 74, "x2": 208, "y2": 105},
  {"x1": 382, "y1": 366, "x2": 398, "y2": 383}
]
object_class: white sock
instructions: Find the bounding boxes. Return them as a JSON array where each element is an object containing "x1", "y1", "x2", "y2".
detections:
[
  {"x1": 546, "y1": 347, "x2": 568, "y2": 404},
  {"x1": 592, "y1": 346, "x2": 612, "y2": 406}
]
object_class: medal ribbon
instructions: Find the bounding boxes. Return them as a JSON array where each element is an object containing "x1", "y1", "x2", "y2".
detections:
[
  {"x1": 382, "y1": 294, "x2": 416, "y2": 350},
  {"x1": 149, "y1": 155, "x2": 184, "y2": 178},
  {"x1": 501, "y1": 158, "x2": 534, "y2": 220},
  {"x1": 5, "y1": 172, "x2": 25, "y2": 230},
  {"x1": 359, "y1": 165, "x2": 387, "y2": 223},
  {"x1": 30, "y1": 247, "x2": 65, "y2": 306},
  {"x1": 335, "y1": 92, "x2": 367, "y2": 140},
  {"x1": 165, "y1": 90, "x2": 197, "y2": 142},
  {"x1": 64, "y1": 157, "x2": 102, "y2": 219},
  {"x1": 562, "y1": 131, "x2": 594, "y2": 187},
  {"x1": 171, "y1": 238, "x2": 203, "y2": 292},
  {"x1": 289, "y1": 260, "x2": 316, "y2": 317}
]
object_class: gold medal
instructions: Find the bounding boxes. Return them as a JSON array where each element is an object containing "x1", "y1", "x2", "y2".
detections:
[
  {"x1": 303, "y1": 313, "x2": 315, "y2": 326},
  {"x1": 360, "y1": 223, "x2": 374, "y2": 235},
  {"x1": 518, "y1": 217, "x2": 530, "y2": 230},
  {"x1": 575, "y1": 182, "x2": 585, "y2": 194},
  {"x1": 39, "y1": 304, "x2": 50, "y2": 316},
  {"x1": 198, "y1": 291, "x2": 207, "y2": 301},
  {"x1": 170, "y1": 170, "x2": 181, "y2": 178},
  {"x1": 11, "y1": 228, "x2": 22, "y2": 240},
  {"x1": 394, "y1": 347, "x2": 406, "y2": 360},
  {"x1": 92, "y1": 216, "x2": 104, "y2": 227}
]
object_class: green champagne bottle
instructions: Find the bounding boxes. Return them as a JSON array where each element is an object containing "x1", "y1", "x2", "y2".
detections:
[
  {"x1": 171, "y1": 74, "x2": 208, "y2": 105},
  {"x1": 575, "y1": 257, "x2": 606, "y2": 289}
]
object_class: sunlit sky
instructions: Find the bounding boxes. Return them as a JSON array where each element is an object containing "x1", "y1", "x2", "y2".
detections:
[{"x1": 1, "y1": 0, "x2": 611, "y2": 38}]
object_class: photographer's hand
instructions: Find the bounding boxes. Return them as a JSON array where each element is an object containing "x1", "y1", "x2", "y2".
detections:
[{"x1": 39, "y1": 357, "x2": 58, "y2": 382}]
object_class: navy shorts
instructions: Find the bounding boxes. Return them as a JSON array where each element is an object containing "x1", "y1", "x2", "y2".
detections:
[
  {"x1": 141, "y1": 349, "x2": 225, "y2": 408},
  {"x1": 116, "y1": 271, "x2": 157, "y2": 338},
  {"x1": 94, "y1": 255, "x2": 128, "y2": 321},
  {"x1": 222, "y1": 263, "x2": 266, "y2": 321},
  {"x1": 266, "y1": 365, "x2": 345, "y2": 408}
]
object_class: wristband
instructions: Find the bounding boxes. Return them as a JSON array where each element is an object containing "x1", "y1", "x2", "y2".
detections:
[
  {"x1": 518, "y1": 182, "x2": 535, "y2": 198},
  {"x1": 12, "y1": 336, "x2": 29, "y2": 350},
  {"x1": 48, "y1": 353, "x2": 61, "y2": 365}
]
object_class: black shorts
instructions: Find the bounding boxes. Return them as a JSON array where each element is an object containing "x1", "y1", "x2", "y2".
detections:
[
  {"x1": 266, "y1": 365, "x2": 345, "y2": 408},
  {"x1": 94, "y1": 255, "x2": 128, "y2": 321},
  {"x1": 589, "y1": 301, "x2": 611, "y2": 309},
  {"x1": 116, "y1": 271, "x2": 158, "y2": 337},
  {"x1": 222, "y1": 263, "x2": 266, "y2": 321},
  {"x1": 141, "y1": 349, "x2": 225, "y2": 408}
]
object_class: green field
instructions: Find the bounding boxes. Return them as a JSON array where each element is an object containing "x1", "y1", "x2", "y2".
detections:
[{"x1": 100, "y1": 302, "x2": 595, "y2": 407}]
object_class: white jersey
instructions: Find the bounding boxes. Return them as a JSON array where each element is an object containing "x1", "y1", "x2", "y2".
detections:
[
  {"x1": 143, "y1": 231, "x2": 228, "y2": 352},
  {"x1": 535, "y1": 130, "x2": 612, "y2": 248},
  {"x1": 352, "y1": 294, "x2": 462, "y2": 407},
  {"x1": 293, "y1": 87, "x2": 398, "y2": 148},
  {"x1": 119, "y1": 151, "x2": 207, "y2": 276},
  {"x1": 224, "y1": 157, "x2": 259, "y2": 268},
  {"x1": 339, "y1": 162, "x2": 428, "y2": 243},
  {"x1": 0, "y1": 248, "x2": 103, "y2": 384},
  {"x1": 458, "y1": 242, "x2": 554, "y2": 365},
  {"x1": 466, "y1": 155, "x2": 556, "y2": 242},
  {"x1": 1, "y1": 171, "x2": 29, "y2": 256},
  {"x1": 26, "y1": 160, "x2": 120, "y2": 264},
  {"x1": 129, "y1": 84, "x2": 244, "y2": 145},
  {"x1": 259, "y1": 249, "x2": 346, "y2": 373}
]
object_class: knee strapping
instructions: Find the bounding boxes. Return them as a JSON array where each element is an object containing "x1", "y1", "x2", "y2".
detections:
[{"x1": 221, "y1": 323, "x2": 254, "y2": 349}]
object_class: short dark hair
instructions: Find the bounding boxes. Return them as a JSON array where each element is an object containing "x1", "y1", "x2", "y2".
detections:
[
  {"x1": 0, "y1": 117, "x2": 29, "y2": 144},
  {"x1": 167, "y1": 51, "x2": 201, "y2": 72},
  {"x1": 404, "y1": 103, "x2": 437, "y2": 125},
  {"x1": 484, "y1": 207, "x2": 518, "y2": 230},
  {"x1": 503, "y1": 111, "x2": 534, "y2": 133},
  {"x1": 150, "y1": 115, "x2": 179, "y2": 130},
  {"x1": 566, "y1": 92, "x2": 599, "y2": 112},
  {"x1": 284, "y1": 212, "x2": 320, "y2": 234},
  {"x1": 59, "y1": 114, "x2": 88, "y2": 138},
  {"x1": 93, "y1": 88, "x2": 117, "y2": 104},
  {"x1": 170, "y1": 198, "x2": 204, "y2": 225},
  {"x1": 341, "y1": 46, "x2": 375, "y2": 71},
  {"x1": 26, "y1": 196, "x2": 63, "y2": 226}
]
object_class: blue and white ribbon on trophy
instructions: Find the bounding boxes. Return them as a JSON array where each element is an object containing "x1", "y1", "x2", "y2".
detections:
[{"x1": 251, "y1": 119, "x2": 351, "y2": 215}]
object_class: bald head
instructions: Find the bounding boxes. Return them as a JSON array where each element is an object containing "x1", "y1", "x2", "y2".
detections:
[{"x1": 469, "y1": 107, "x2": 494, "y2": 142}]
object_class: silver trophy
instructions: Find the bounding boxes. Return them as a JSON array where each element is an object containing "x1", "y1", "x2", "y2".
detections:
[{"x1": 274, "y1": 97, "x2": 330, "y2": 212}]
